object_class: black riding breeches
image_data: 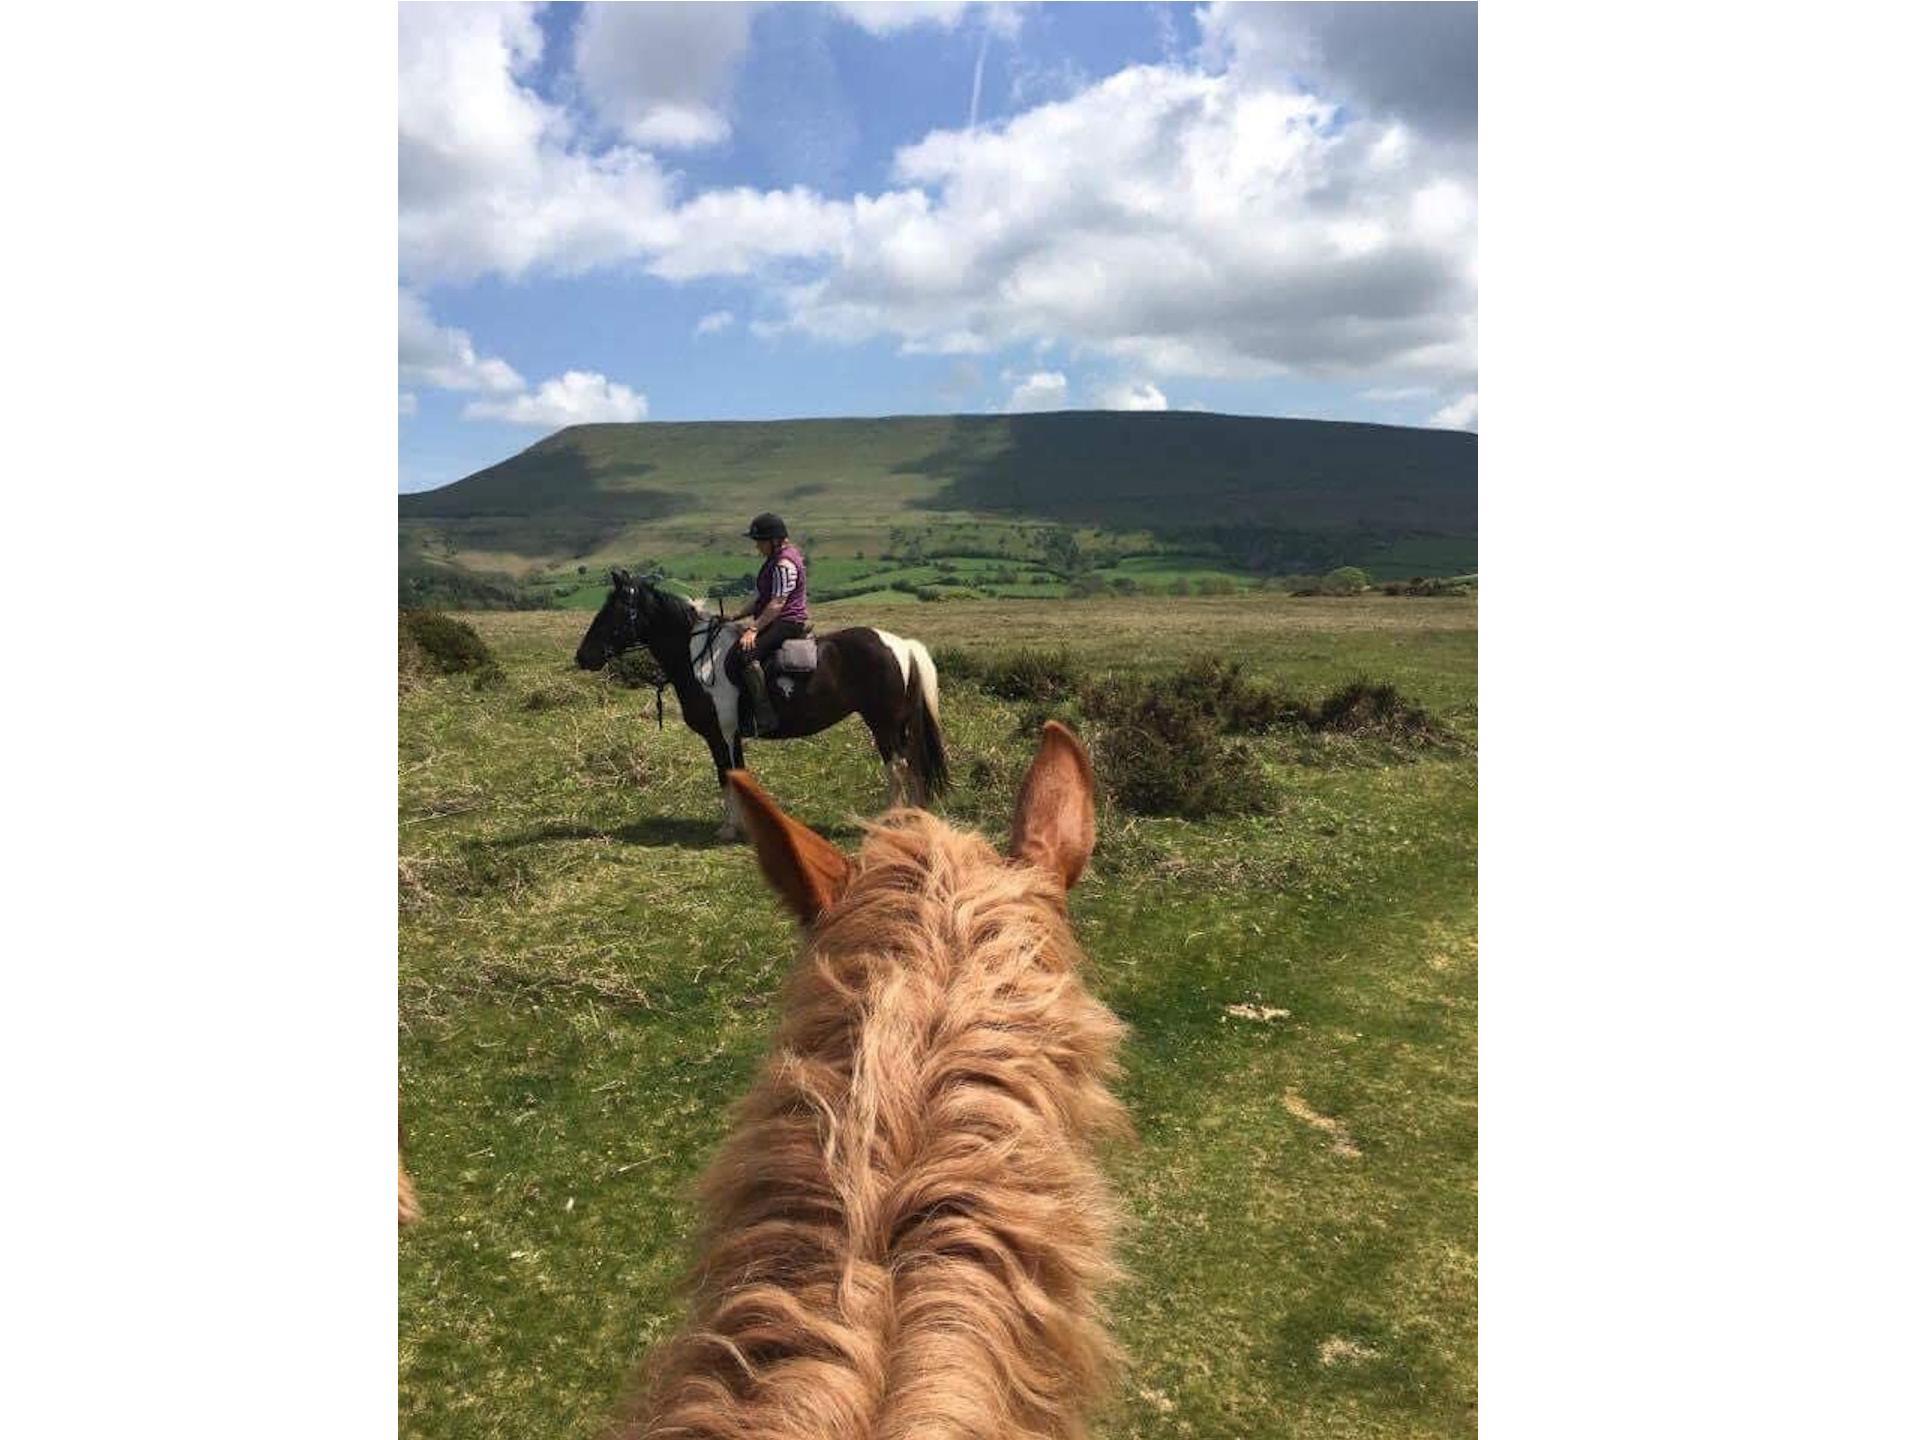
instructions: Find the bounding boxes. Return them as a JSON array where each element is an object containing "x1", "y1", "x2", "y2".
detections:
[{"x1": 748, "y1": 617, "x2": 806, "y2": 667}]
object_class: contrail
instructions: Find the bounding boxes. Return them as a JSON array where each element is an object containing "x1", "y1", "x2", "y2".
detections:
[{"x1": 968, "y1": 30, "x2": 989, "y2": 130}]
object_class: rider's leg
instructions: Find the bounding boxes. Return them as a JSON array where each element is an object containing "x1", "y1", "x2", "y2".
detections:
[{"x1": 743, "y1": 620, "x2": 797, "y2": 732}]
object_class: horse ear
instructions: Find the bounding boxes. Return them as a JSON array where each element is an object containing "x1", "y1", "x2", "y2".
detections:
[
  {"x1": 728, "y1": 771, "x2": 851, "y2": 923},
  {"x1": 611, "y1": 567, "x2": 631, "y2": 588},
  {"x1": 1009, "y1": 721, "x2": 1097, "y2": 890}
]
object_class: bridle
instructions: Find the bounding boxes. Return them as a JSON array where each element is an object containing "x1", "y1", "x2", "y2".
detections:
[{"x1": 615, "y1": 583, "x2": 733, "y2": 730}]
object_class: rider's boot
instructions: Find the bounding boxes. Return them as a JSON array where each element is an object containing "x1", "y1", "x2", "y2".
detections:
[{"x1": 742, "y1": 658, "x2": 780, "y2": 735}]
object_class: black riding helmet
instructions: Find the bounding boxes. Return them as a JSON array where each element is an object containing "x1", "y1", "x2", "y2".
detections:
[{"x1": 744, "y1": 512, "x2": 788, "y2": 542}]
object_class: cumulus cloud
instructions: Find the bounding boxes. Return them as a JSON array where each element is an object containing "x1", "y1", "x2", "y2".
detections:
[
  {"x1": 574, "y1": 3, "x2": 753, "y2": 149},
  {"x1": 1098, "y1": 380, "x2": 1169, "y2": 411},
  {"x1": 1005, "y1": 370, "x2": 1068, "y2": 412},
  {"x1": 785, "y1": 63, "x2": 1477, "y2": 384},
  {"x1": 399, "y1": 289, "x2": 523, "y2": 393},
  {"x1": 694, "y1": 309, "x2": 736, "y2": 336},
  {"x1": 1429, "y1": 391, "x2": 1477, "y2": 430},
  {"x1": 398, "y1": 2, "x2": 1475, "y2": 396},
  {"x1": 399, "y1": 4, "x2": 678, "y2": 283},
  {"x1": 1200, "y1": 1, "x2": 1477, "y2": 140},
  {"x1": 464, "y1": 371, "x2": 650, "y2": 426}
]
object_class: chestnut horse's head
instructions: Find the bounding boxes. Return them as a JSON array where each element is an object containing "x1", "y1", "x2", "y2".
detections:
[{"x1": 726, "y1": 718, "x2": 1098, "y2": 926}]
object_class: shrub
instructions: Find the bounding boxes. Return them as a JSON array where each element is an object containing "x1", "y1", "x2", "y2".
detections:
[
  {"x1": 1067, "y1": 574, "x2": 1109, "y2": 599},
  {"x1": 1309, "y1": 679, "x2": 1443, "y2": 741},
  {"x1": 606, "y1": 647, "x2": 669, "y2": 690},
  {"x1": 1167, "y1": 576, "x2": 1192, "y2": 596},
  {"x1": 929, "y1": 646, "x2": 985, "y2": 683},
  {"x1": 1080, "y1": 679, "x2": 1271, "y2": 818},
  {"x1": 1195, "y1": 577, "x2": 1237, "y2": 596},
  {"x1": 400, "y1": 610, "x2": 497, "y2": 678},
  {"x1": 973, "y1": 647, "x2": 1084, "y2": 703},
  {"x1": 1320, "y1": 565, "x2": 1369, "y2": 595},
  {"x1": 1154, "y1": 656, "x2": 1304, "y2": 734}
]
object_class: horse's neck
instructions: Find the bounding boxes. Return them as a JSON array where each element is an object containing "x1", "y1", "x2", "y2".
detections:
[
  {"x1": 643, "y1": 626, "x2": 697, "y2": 679},
  {"x1": 645, "y1": 621, "x2": 728, "y2": 708}
]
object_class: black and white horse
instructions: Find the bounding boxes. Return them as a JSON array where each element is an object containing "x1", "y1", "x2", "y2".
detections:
[{"x1": 574, "y1": 570, "x2": 949, "y2": 839}]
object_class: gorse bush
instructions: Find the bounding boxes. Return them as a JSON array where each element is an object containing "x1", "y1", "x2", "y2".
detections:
[
  {"x1": 971, "y1": 647, "x2": 1084, "y2": 703},
  {"x1": 929, "y1": 647, "x2": 985, "y2": 683},
  {"x1": 401, "y1": 610, "x2": 495, "y2": 674},
  {"x1": 400, "y1": 610, "x2": 503, "y2": 690},
  {"x1": 1081, "y1": 679, "x2": 1271, "y2": 818},
  {"x1": 606, "y1": 647, "x2": 669, "y2": 690},
  {"x1": 1151, "y1": 656, "x2": 1304, "y2": 734},
  {"x1": 1309, "y1": 680, "x2": 1443, "y2": 741}
]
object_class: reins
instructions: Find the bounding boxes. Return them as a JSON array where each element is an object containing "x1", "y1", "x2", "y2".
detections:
[{"x1": 620, "y1": 585, "x2": 732, "y2": 731}]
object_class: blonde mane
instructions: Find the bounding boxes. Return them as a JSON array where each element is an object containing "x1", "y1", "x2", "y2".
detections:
[{"x1": 620, "y1": 805, "x2": 1129, "y2": 1440}]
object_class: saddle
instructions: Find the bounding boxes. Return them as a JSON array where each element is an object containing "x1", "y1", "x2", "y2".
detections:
[{"x1": 770, "y1": 635, "x2": 818, "y2": 676}]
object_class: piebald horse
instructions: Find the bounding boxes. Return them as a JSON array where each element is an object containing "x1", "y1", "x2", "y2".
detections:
[{"x1": 575, "y1": 570, "x2": 949, "y2": 839}]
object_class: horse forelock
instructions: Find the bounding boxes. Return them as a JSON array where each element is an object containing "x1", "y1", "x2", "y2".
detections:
[{"x1": 626, "y1": 807, "x2": 1128, "y2": 1440}]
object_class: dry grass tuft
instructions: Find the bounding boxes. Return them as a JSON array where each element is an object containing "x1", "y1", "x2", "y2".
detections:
[{"x1": 1282, "y1": 1091, "x2": 1362, "y2": 1160}]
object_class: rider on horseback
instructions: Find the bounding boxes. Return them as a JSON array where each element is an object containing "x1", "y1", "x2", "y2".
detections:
[{"x1": 738, "y1": 513, "x2": 809, "y2": 734}]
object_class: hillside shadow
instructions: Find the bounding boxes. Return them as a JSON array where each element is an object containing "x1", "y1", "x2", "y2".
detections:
[
  {"x1": 400, "y1": 433, "x2": 690, "y2": 558},
  {"x1": 892, "y1": 411, "x2": 1478, "y2": 570}
]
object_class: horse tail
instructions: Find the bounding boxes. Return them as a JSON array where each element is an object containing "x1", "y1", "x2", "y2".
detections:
[
  {"x1": 901, "y1": 637, "x2": 940, "y2": 722},
  {"x1": 905, "y1": 648, "x2": 950, "y2": 802}
]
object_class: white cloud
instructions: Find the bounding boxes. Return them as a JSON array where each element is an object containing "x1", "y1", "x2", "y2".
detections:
[
  {"x1": 399, "y1": 391, "x2": 418, "y2": 417},
  {"x1": 465, "y1": 371, "x2": 650, "y2": 426},
  {"x1": 1005, "y1": 370, "x2": 1068, "y2": 412},
  {"x1": 1098, "y1": 380, "x2": 1169, "y2": 411},
  {"x1": 398, "y1": 3, "x2": 1475, "y2": 397},
  {"x1": 783, "y1": 63, "x2": 1477, "y2": 385},
  {"x1": 573, "y1": 3, "x2": 752, "y2": 149},
  {"x1": 694, "y1": 309, "x2": 736, "y2": 337},
  {"x1": 399, "y1": 4, "x2": 678, "y2": 284},
  {"x1": 1361, "y1": 384, "x2": 1434, "y2": 401},
  {"x1": 1429, "y1": 391, "x2": 1477, "y2": 430},
  {"x1": 398, "y1": 289, "x2": 523, "y2": 393},
  {"x1": 834, "y1": 3, "x2": 974, "y2": 35}
]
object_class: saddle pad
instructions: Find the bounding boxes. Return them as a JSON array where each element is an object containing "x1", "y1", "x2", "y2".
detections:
[{"x1": 775, "y1": 636, "x2": 818, "y2": 673}]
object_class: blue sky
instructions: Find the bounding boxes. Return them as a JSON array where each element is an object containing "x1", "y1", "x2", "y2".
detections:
[{"x1": 399, "y1": 3, "x2": 1477, "y2": 492}]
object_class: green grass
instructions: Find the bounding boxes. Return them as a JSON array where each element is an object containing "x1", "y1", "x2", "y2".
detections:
[{"x1": 400, "y1": 594, "x2": 1477, "y2": 1438}]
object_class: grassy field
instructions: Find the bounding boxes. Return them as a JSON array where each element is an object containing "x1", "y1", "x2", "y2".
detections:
[{"x1": 399, "y1": 595, "x2": 1477, "y2": 1438}]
